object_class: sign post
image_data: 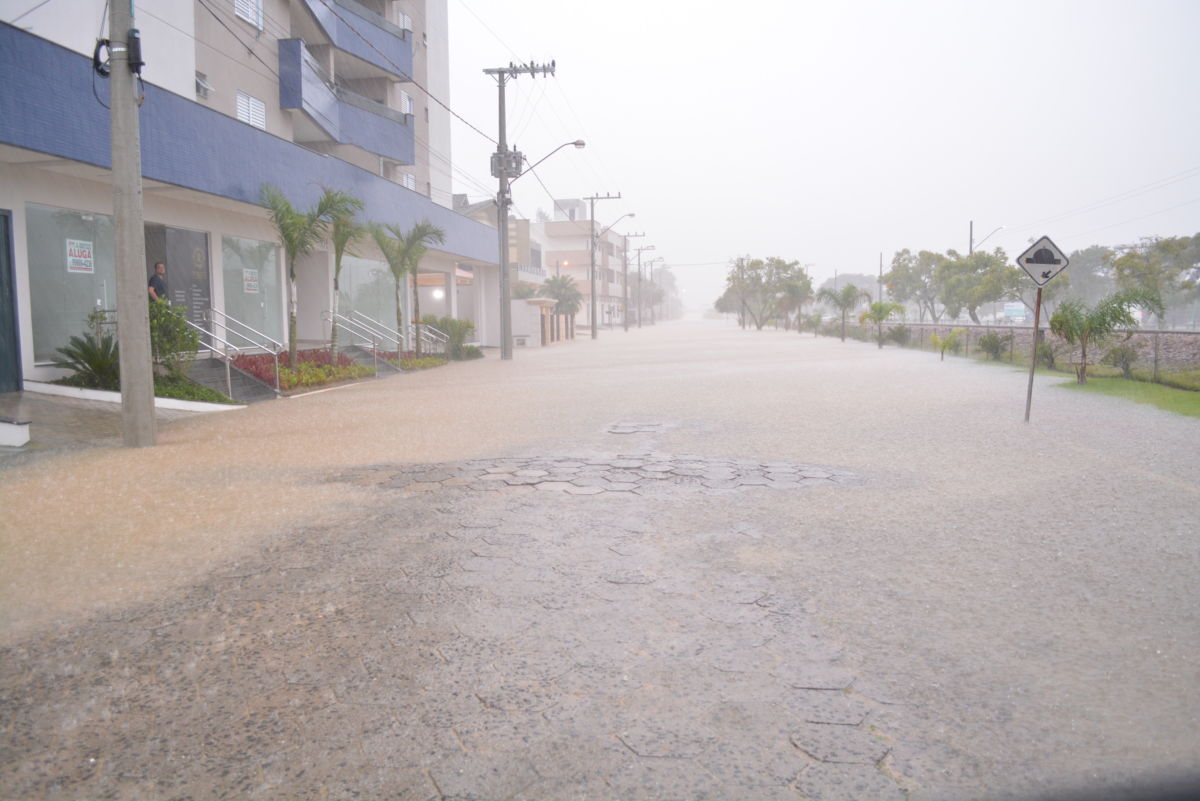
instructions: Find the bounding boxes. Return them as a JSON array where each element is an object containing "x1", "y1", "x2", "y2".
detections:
[{"x1": 1017, "y1": 236, "x2": 1069, "y2": 422}]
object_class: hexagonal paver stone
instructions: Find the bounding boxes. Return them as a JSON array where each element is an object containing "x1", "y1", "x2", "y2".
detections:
[
  {"x1": 795, "y1": 762, "x2": 908, "y2": 801},
  {"x1": 790, "y1": 723, "x2": 890, "y2": 764},
  {"x1": 514, "y1": 469, "x2": 548, "y2": 477},
  {"x1": 784, "y1": 690, "x2": 872, "y2": 725},
  {"x1": 535, "y1": 481, "x2": 575, "y2": 492},
  {"x1": 565, "y1": 485, "x2": 605, "y2": 495},
  {"x1": 616, "y1": 721, "x2": 716, "y2": 758}
]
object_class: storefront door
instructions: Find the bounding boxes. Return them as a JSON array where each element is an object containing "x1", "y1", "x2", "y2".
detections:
[{"x1": 145, "y1": 224, "x2": 210, "y2": 331}]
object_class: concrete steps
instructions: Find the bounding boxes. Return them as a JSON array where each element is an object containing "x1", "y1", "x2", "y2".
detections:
[{"x1": 183, "y1": 358, "x2": 277, "y2": 404}]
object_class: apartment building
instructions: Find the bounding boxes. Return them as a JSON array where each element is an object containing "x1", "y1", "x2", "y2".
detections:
[
  {"x1": 533, "y1": 199, "x2": 632, "y2": 330},
  {"x1": 0, "y1": 0, "x2": 499, "y2": 391}
]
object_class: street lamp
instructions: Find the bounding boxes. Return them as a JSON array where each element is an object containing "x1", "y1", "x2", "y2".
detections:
[
  {"x1": 969, "y1": 220, "x2": 1005, "y2": 255},
  {"x1": 590, "y1": 212, "x2": 634, "y2": 339},
  {"x1": 495, "y1": 139, "x2": 585, "y2": 360}
]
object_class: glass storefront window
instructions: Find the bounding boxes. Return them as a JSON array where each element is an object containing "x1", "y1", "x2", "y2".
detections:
[
  {"x1": 221, "y1": 235, "x2": 282, "y2": 344},
  {"x1": 339, "y1": 255, "x2": 399, "y2": 332},
  {"x1": 26, "y1": 203, "x2": 116, "y2": 364}
]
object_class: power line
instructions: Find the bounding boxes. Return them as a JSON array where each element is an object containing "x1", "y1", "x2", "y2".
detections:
[
  {"x1": 1063, "y1": 196, "x2": 1200, "y2": 240},
  {"x1": 7, "y1": 0, "x2": 54, "y2": 24},
  {"x1": 1009, "y1": 165, "x2": 1200, "y2": 233}
]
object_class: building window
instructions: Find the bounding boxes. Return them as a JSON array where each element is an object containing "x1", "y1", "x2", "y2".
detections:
[
  {"x1": 399, "y1": 90, "x2": 414, "y2": 116},
  {"x1": 234, "y1": 0, "x2": 264, "y2": 30},
  {"x1": 236, "y1": 91, "x2": 267, "y2": 130},
  {"x1": 401, "y1": 173, "x2": 417, "y2": 191}
]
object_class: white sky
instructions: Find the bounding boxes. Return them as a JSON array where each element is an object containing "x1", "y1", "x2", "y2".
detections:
[{"x1": 445, "y1": 0, "x2": 1200, "y2": 309}]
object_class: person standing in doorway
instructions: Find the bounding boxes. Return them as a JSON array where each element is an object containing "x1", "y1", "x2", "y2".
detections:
[{"x1": 147, "y1": 262, "x2": 167, "y2": 302}]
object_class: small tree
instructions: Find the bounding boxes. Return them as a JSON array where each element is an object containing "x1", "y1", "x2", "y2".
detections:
[
  {"x1": 929, "y1": 328, "x2": 967, "y2": 361},
  {"x1": 540, "y1": 275, "x2": 583, "y2": 340},
  {"x1": 148, "y1": 299, "x2": 201, "y2": 375},
  {"x1": 1101, "y1": 343, "x2": 1142, "y2": 379},
  {"x1": 816, "y1": 284, "x2": 871, "y2": 342},
  {"x1": 394, "y1": 222, "x2": 445, "y2": 357},
  {"x1": 858, "y1": 301, "x2": 905, "y2": 348},
  {"x1": 976, "y1": 331, "x2": 1013, "y2": 361},
  {"x1": 1049, "y1": 289, "x2": 1162, "y2": 383}
]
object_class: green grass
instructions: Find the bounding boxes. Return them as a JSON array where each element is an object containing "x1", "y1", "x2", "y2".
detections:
[
  {"x1": 1057, "y1": 377, "x2": 1200, "y2": 418},
  {"x1": 153, "y1": 375, "x2": 238, "y2": 404}
]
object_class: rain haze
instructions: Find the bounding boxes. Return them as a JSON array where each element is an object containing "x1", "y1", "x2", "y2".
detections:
[{"x1": 447, "y1": 0, "x2": 1200, "y2": 308}]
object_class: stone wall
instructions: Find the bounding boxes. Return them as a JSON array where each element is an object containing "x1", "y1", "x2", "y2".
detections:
[{"x1": 885, "y1": 323, "x2": 1200, "y2": 370}]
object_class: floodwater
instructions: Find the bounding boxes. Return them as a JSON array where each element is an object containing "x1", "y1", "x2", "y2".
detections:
[{"x1": 1, "y1": 317, "x2": 1197, "y2": 799}]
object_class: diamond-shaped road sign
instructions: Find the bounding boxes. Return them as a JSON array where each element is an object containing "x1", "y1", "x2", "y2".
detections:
[{"x1": 1017, "y1": 236, "x2": 1069, "y2": 286}]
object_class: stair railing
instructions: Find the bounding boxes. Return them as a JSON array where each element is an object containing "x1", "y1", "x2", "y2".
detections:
[
  {"x1": 205, "y1": 308, "x2": 283, "y2": 394},
  {"x1": 348, "y1": 311, "x2": 406, "y2": 352},
  {"x1": 183, "y1": 319, "x2": 240, "y2": 399},
  {"x1": 405, "y1": 321, "x2": 450, "y2": 356},
  {"x1": 323, "y1": 312, "x2": 389, "y2": 376}
]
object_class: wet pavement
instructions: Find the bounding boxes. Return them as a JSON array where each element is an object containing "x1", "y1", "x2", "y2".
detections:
[{"x1": 1, "y1": 319, "x2": 1198, "y2": 800}]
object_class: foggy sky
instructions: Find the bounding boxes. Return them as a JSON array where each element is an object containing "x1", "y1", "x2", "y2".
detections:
[{"x1": 446, "y1": 0, "x2": 1200, "y2": 309}]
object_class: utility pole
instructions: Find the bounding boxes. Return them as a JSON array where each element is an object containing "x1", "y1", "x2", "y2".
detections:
[
  {"x1": 622, "y1": 232, "x2": 644, "y2": 332},
  {"x1": 108, "y1": 3, "x2": 155, "y2": 446},
  {"x1": 969, "y1": 219, "x2": 974, "y2": 255},
  {"x1": 485, "y1": 61, "x2": 555, "y2": 360},
  {"x1": 584, "y1": 192, "x2": 620, "y2": 339},
  {"x1": 634, "y1": 245, "x2": 654, "y2": 328},
  {"x1": 878, "y1": 252, "x2": 883, "y2": 304}
]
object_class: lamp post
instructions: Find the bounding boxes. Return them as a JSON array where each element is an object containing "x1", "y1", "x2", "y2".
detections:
[
  {"x1": 590, "y1": 210, "x2": 634, "y2": 339},
  {"x1": 622, "y1": 232, "x2": 644, "y2": 332},
  {"x1": 969, "y1": 221, "x2": 1005, "y2": 255},
  {"x1": 494, "y1": 139, "x2": 584, "y2": 359}
]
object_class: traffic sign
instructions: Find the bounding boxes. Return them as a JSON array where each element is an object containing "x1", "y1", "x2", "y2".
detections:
[{"x1": 1017, "y1": 236, "x2": 1069, "y2": 286}]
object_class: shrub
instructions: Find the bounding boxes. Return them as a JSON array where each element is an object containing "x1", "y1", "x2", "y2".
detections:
[
  {"x1": 886, "y1": 325, "x2": 911, "y2": 346},
  {"x1": 1101, "y1": 343, "x2": 1142, "y2": 379},
  {"x1": 149, "y1": 300, "x2": 200, "y2": 375},
  {"x1": 399, "y1": 356, "x2": 447, "y2": 370},
  {"x1": 460, "y1": 345, "x2": 484, "y2": 360},
  {"x1": 278, "y1": 362, "x2": 374, "y2": 391},
  {"x1": 930, "y1": 328, "x2": 967, "y2": 361},
  {"x1": 153, "y1": 374, "x2": 236, "y2": 404},
  {"x1": 54, "y1": 332, "x2": 120, "y2": 390},
  {"x1": 422, "y1": 315, "x2": 476, "y2": 360},
  {"x1": 977, "y1": 332, "x2": 1013, "y2": 361},
  {"x1": 1036, "y1": 342, "x2": 1067, "y2": 370},
  {"x1": 233, "y1": 348, "x2": 357, "y2": 385}
]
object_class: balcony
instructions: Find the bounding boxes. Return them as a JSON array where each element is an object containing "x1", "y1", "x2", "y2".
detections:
[
  {"x1": 299, "y1": 0, "x2": 412, "y2": 80},
  {"x1": 279, "y1": 39, "x2": 415, "y2": 165}
]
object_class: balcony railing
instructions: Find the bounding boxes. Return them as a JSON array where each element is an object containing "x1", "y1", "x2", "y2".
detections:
[
  {"x1": 300, "y1": 0, "x2": 413, "y2": 80},
  {"x1": 280, "y1": 39, "x2": 414, "y2": 164}
]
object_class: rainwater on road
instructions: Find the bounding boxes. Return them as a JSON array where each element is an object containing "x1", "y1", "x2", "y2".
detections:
[{"x1": 2, "y1": 318, "x2": 1197, "y2": 800}]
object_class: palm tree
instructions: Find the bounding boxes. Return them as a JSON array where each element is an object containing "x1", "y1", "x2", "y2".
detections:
[
  {"x1": 540, "y1": 275, "x2": 583, "y2": 340},
  {"x1": 1049, "y1": 289, "x2": 1162, "y2": 383},
  {"x1": 329, "y1": 201, "x2": 366, "y2": 354},
  {"x1": 368, "y1": 221, "x2": 445, "y2": 356},
  {"x1": 392, "y1": 222, "x2": 444, "y2": 357},
  {"x1": 816, "y1": 284, "x2": 871, "y2": 342},
  {"x1": 859, "y1": 301, "x2": 905, "y2": 348},
  {"x1": 780, "y1": 279, "x2": 814, "y2": 333},
  {"x1": 261, "y1": 184, "x2": 362, "y2": 363},
  {"x1": 368, "y1": 223, "x2": 407, "y2": 346}
]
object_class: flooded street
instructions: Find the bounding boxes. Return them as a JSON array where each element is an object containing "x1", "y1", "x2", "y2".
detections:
[{"x1": 2, "y1": 319, "x2": 1198, "y2": 800}]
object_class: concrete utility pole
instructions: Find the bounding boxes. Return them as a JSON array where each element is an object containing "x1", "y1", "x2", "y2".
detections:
[
  {"x1": 634, "y1": 244, "x2": 654, "y2": 328},
  {"x1": 108, "y1": 3, "x2": 155, "y2": 446},
  {"x1": 622, "y1": 232, "x2": 644, "y2": 332},
  {"x1": 485, "y1": 61, "x2": 555, "y2": 360},
  {"x1": 584, "y1": 193, "x2": 621, "y2": 339}
]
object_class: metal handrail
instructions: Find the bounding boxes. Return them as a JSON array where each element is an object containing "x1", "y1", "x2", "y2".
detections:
[
  {"x1": 204, "y1": 308, "x2": 282, "y2": 393},
  {"x1": 349, "y1": 310, "x2": 406, "y2": 349},
  {"x1": 324, "y1": 312, "x2": 384, "y2": 375},
  {"x1": 183, "y1": 319, "x2": 240, "y2": 398},
  {"x1": 336, "y1": 311, "x2": 401, "y2": 349}
]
